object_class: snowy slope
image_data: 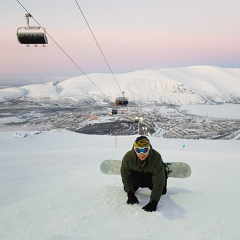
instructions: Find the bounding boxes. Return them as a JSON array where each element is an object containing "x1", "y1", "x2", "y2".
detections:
[
  {"x1": 0, "y1": 87, "x2": 28, "y2": 102},
  {"x1": 0, "y1": 66, "x2": 240, "y2": 104},
  {"x1": 160, "y1": 66, "x2": 240, "y2": 103},
  {"x1": 0, "y1": 130, "x2": 240, "y2": 240}
]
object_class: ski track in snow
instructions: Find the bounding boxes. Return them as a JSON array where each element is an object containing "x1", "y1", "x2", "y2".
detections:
[{"x1": 0, "y1": 130, "x2": 240, "y2": 240}]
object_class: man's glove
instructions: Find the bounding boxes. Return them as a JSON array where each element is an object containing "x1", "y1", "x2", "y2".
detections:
[
  {"x1": 142, "y1": 200, "x2": 158, "y2": 212},
  {"x1": 127, "y1": 192, "x2": 139, "y2": 205}
]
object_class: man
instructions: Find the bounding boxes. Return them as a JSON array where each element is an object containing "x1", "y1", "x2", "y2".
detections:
[{"x1": 120, "y1": 136, "x2": 167, "y2": 212}]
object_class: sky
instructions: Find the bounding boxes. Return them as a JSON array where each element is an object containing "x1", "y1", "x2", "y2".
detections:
[{"x1": 1, "y1": 0, "x2": 240, "y2": 86}]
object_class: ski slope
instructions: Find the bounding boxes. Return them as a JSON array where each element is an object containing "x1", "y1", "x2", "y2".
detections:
[{"x1": 0, "y1": 130, "x2": 240, "y2": 240}]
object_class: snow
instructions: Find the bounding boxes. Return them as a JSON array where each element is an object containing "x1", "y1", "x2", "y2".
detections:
[
  {"x1": 0, "y1": 129, "x2": 240, "y2": 240},
  {"x1": 0, "y1": 116, "x2": 24, "y2": 124},
  {"x1": 1, "y1": 65, "x2": 240, "y2": 239},
  {"x1": 0, "y1": 66, "x2": 240, "y2": 104},
  {"x1": 180, "y1": 104, "x2": 240, "y2": 119},
  {"x1": 0, "y1": 87, "x2": 28, "y2": 101},
  {"x1": 20, "y1": 84, "x2": 60, "y2": 99}
]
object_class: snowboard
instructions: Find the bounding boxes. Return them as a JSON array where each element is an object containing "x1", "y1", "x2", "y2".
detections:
[{"x1": 100, "y1": 160, "x2": 191, "y2": 178}]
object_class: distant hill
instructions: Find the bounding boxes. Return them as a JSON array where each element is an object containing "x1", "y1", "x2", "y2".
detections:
[{"x1": 1, "y1": 66, "x2": 240, "y2": 105}]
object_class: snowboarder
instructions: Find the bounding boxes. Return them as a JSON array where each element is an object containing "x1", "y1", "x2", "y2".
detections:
[{"x1": 121, "y1": 136, "x2": 167, "y2": 212}]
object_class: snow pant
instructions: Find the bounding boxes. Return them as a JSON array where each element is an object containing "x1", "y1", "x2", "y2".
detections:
[{"x1": 125, "y1": 168, "x2": 168, "y2": 195}]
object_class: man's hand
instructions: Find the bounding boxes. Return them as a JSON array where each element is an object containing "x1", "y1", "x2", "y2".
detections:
[
  {"x1": 142, "y1": 200, "x2": 158, "y2": 212},
  {"x1": 127, "y1": 192, "x2": 139, "y2": 205}
]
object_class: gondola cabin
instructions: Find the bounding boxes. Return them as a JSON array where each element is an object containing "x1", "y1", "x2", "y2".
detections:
[
  {"x1": 17, "y1": 27, "x2": 48, "y2": 45},
  {"x1": 115, "y1": 97, "x2": 128, "y2": 106},
  {"x1": 17, "y1": 13, "x2": 48, "y2": 46},
  {"x1": 112, "y1": 109, "x2": 118, "y2": 115}
]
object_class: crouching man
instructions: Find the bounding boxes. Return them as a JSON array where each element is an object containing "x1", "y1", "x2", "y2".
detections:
[{"x1": 121, "y1": 136, "x2": 167, "y2": 212}]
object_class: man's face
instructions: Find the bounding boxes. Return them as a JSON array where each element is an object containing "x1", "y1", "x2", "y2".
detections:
[{"x1": 136, "y1": 151, "x2": 149, "y2": 161}]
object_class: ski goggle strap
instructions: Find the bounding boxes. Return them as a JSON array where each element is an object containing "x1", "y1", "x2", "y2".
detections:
[{"x1": 134, "y1": 146, "x2": 150, "y2": 154}]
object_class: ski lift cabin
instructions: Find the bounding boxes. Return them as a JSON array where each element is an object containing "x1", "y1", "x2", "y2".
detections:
[
  {"x1": 112, "y1": 109, "x2": 118, "y2": 115},
  {"x1": 115, "y1": 97, "x2": 128, "y2": 106},
  {"x1": 17, "y1": 14, "x2": 48, "y2": 46},
  {"x1": 115, "y1": 92, "x2": 128, "y2": 106}
]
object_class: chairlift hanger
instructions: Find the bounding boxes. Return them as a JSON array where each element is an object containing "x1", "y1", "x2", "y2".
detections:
[
  {"x1": 115, "y1": 91, "x2": 129, "y2": 106},
  {"x1": 112, "y1": 109, "x2": 118, "y2": 115},
  {"x1": 17, "y1": 13, "x2": 48, "y2": 46}
]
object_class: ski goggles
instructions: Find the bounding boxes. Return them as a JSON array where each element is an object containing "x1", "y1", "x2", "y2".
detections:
[{"x1": 134, "y1": 146, "x2": 150, "y2": 154}]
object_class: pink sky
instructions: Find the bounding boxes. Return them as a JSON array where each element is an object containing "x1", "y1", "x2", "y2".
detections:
[{"x1": 1, "y1": 0, "x2": 240, "y2": 84}]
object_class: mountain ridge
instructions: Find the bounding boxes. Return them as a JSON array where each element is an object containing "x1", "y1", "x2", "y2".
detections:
[{"x1": 1, "y1": 66, "x2": 239, "y2": 105}]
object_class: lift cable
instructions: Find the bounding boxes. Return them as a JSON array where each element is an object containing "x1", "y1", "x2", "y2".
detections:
[
  {"x1": 74, "y1": 0, "x2": 124, "y2": 95},
  {"x1": 16, "y1": 0, "x2": 107, "y2": 98}
]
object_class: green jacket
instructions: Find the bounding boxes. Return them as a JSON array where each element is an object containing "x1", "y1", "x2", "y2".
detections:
[{"x1": 121, "y1": 146, "x2": 165, "y2": 203}]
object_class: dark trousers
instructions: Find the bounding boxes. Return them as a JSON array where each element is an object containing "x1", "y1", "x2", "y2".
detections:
[{"x1": 126, "y1": 168, "x2": 168, "y2": 195}]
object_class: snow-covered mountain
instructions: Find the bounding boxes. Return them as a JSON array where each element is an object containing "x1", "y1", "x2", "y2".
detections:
[{"x1": 1, "y1": 66, "x2": 240, "y2": 105}]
